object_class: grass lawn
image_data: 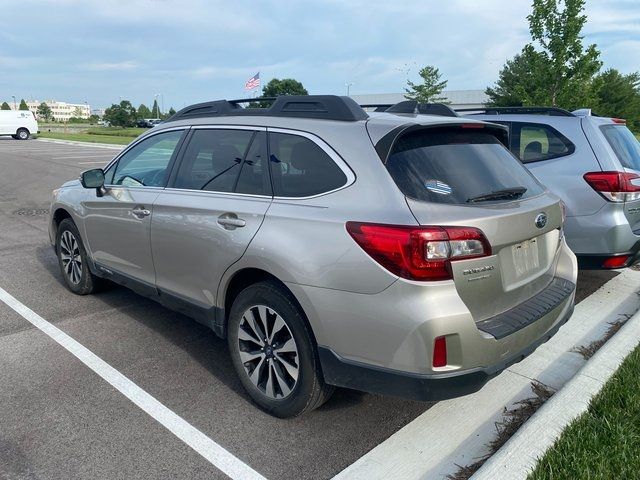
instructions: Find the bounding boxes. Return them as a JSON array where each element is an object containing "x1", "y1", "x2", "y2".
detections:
[
  {"x1": 38, "y1": 131, "x2": 137, "y2": 145},
  {"x1": 528, "y1": 343, "x2": 640, "y2": 479}
]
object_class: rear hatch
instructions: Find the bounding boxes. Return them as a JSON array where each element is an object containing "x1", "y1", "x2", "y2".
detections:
[
  {"x1": 384, "y1": 124, "x2": 563, "y2": 321},
  {"x1": 596, "y1": 122, "x2": 640, "y2": 233}
]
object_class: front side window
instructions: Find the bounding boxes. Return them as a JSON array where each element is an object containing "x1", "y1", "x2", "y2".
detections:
[
  {"x1": 510, "y1": 122, "x2": 574, "y2": 163},
  {"x1": 269, "y1": 133, "x2": 347, "y2": 197},
  {"x1": 601, "y1": 124, "x2": 640, "y2": 171},
  {"x1": 108, "y1": 130, "x2": 183, "y2": 187}
]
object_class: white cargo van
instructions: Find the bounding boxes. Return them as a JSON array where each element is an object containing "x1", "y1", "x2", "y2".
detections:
[{"x1": 0, "y1": 110, "x2": 38, "y2": 140}]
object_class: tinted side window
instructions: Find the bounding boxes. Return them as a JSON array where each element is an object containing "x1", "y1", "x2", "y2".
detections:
[
  {"x1": 269, "y1": 133, "x2": 347, "y2": 197},
  {"x1": 110, "y1": 130, "x2": 183, "y2": 187},
  {"x1": 174, "y1": 129, "x2": 254, "y2": 192},
  {"x1": 511, "y1": 122, "x2": 574, "y2": 163}
]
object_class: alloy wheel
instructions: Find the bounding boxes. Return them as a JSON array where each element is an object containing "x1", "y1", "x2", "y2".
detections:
[
  {"x1": 237, "y1": 305, "x2": 300, "y2": 399},
  {"x1": 59, "y1": 230, "x2": 82, "y2": 285}
]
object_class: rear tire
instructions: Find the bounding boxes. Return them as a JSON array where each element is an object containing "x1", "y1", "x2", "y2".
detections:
[
  {"x1": 227, "y1": 281, "x2": 334, "y2": 418},
  {"x1": 56, "y1": 218, "x2": 101, "y2": 295},
  {"x1": 16, "y1": 128, "x2": 29, "y2": 140}
]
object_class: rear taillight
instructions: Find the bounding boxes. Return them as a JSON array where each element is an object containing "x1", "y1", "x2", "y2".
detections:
[
  {"x1": 345, "y1": 222, "x2": 491, "y2": 281},
  {"x1": 583, "y1": 171, "x2": 640, "y2": 202}
]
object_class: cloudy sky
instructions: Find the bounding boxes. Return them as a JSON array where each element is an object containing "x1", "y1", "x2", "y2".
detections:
[{"x1": 1, "y1": 0, "x2": 639, "y2": 111}]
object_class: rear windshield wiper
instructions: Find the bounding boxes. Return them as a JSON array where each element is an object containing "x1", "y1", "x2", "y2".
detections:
[{"x1": 466, "y1": 187, "x2": 527, "y2": 203}]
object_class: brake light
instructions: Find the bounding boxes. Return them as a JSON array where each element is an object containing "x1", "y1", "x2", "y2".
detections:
[
  {"x1": 612, "y1": 118, "x2": 626, "y2": 124},
  {"x1": 602, "y1": 255, "x2": 630, "y2": 268},
  {"x1": 433, "y1": 336, "x2": 447, "y2": 368},
  {"x1": 583, "y1": 171, "x2": 640, "y2": 202},
  {"x1": 345, "y1": 222, "x2": 491, "y2": 281}
]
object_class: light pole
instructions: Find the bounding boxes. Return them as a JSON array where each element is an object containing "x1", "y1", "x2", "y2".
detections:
[
  {"x1": 12, "y1": 96, "x2": 16, "y2": 110},
  {"x1": 154, "y1": 94, "x2": 160, "y2": 117},
  {"x1": 345, "y1": 82, "x2": 354, "y2": 96}
]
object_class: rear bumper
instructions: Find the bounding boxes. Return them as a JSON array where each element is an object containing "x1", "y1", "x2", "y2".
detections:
[
  {"x1": 319, "y1": 299, "x2": 575, "y2": 401},
  {"x1": 577, "y1": 240, "x2": 640, "y2": 269}
]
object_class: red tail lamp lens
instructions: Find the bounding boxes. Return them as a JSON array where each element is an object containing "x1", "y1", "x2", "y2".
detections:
[{"x1": 346, "y1": 222, "x2": 491, "y2": 281}]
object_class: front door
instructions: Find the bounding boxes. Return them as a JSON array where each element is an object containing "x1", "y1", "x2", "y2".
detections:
[{"x1": 82, "y1": 128, "x2": 186, "y2": 286}]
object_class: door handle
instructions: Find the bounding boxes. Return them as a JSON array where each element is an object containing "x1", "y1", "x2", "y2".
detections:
[
  {"x1": 132, "y1": 207, "x2": 151, "y2": 218},
  {"x1": 217, "y1": 213, "x2": 246, "y2": 230}
]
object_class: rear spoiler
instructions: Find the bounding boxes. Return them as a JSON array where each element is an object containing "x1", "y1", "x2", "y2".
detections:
[
  {"x1": 373, "y1": 122, "x2": 510, "y2": 164},
  {"x1": 360, "y1": 100, "x2": 458, "y2": 118}
]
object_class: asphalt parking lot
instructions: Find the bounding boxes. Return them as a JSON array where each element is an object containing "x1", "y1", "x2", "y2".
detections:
[{"x1": 0, "y1": 137, "x2": 617, "y2": 479}]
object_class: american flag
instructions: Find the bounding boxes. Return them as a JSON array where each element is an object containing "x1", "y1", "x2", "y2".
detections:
[{"x1": 244, "y1": 72, "x2": 260, "y2": 91}]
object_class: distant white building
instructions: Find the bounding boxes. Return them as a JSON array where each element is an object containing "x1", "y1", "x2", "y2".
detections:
[
  {"x1": 350, "y1": 89, "x2": 488, "y2": 111},
  {"x1": 12, "y1": 100, "x2": 91, "y2": 121}
]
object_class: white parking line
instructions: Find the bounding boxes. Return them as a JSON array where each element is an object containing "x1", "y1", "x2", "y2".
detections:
[{"x1": 0, "y1": 286, "x2": 267, "y2": 480}]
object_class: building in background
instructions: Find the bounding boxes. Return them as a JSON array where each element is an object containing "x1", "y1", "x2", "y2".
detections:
[
  {"x1": 349, "y1": 89, "x2": 488, "y2": 111},
  {"x1": 12, "y1": 100, "x2": 91, "y2": 121}
]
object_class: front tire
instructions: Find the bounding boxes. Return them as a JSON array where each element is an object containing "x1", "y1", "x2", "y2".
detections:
[
  {"x1": 56, "y1": 218, "x2": 101, "y2": 295},
  {"x1": 227, "y1": 281, "x2": 334, "y2": 417},
  {"x1": 16, "y1": 128, "x2": 29, "y2": 140}
]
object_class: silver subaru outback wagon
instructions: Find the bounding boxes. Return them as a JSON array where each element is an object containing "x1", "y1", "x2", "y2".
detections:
[{"x1": 49, "y1": 96, "x2": 577, "y2": 417}]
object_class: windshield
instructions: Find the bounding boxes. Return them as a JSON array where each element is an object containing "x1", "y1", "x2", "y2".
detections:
[
  {"x1": 385, "y1": 129, "x2": 545, "y2": 205},
  {"x1": 601, "y1": 124, "x2": 640, "y2": 171}
]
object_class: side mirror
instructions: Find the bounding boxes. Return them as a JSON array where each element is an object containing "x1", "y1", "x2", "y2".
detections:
[{"x1": 80, "y1": 169, "x2": 105, "y2": 189}]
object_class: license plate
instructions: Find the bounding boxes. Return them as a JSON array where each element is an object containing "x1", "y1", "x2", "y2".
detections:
[{"x1": 512, "y1": 238, "x2": 540, "y2": 277}]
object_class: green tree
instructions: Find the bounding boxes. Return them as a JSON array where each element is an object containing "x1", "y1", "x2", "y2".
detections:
[
  {"x1": 137, "y1": 103, "x2": 152, "y2": 119},
  {"x1": 104, "y1": 100, "x2": 137, "y2": 127},
  {"x1": 486, "y1": 0, "x2": 602, "y2": 109},
  {"x1": 88, "y1": 114, "x2": 100, "y2": 124},
  {"x1": 18, "y1": 99, "x2": 29, "y2": 110},
  {"x1": 262, "y1": 78, "x2": 308, "y2": 97},
  {"x1": 168, "y1": 107, "x2": 176, "y2": 116},
  {"x1": 36, "y1": 102, "x2": 53, "y2": 121},
  {"x1": 593, "y1": 69, "x2": 640, "y2": 132},
  {"x1": 0, "y1": 102, "x2": 10, "y2": 110},
  {"x1": 404, "y1": 65, "x2": 448, "y2": 103},
  {"x1": 151, "y1": 99, "x2": 160, "y2": 117}
]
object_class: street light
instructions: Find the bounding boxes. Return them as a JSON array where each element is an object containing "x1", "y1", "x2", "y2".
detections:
[
  {"x1": 154, "y1": 94, "x2": 160, "y2": 117},
  {"x1": 12, "y1": 95, "x2": 16, "y2": 110}
]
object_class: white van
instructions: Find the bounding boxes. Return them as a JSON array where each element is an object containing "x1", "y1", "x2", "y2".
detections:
[{"x1": 0, "y1": 110, "x2": 38, "y2": 140}]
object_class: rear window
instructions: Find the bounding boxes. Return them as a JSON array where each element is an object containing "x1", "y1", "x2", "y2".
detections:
[
  {"x1": 601, "y1": 125, "x2": 640, "y2": 171},
  {"x1": 386, "y1": 129, "x2": 545, "y2": 205}
]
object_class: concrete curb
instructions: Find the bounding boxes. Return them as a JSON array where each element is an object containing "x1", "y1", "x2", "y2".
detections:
[
  {"x1": 332, "y1": 269, "x2": 640, "y2": 480},
  {"x1": 472, "y1": 305, "x2": 640, "y2": 480},
  {"x1": 36, "y1": 138, "x2": 125, "y2": 150}
]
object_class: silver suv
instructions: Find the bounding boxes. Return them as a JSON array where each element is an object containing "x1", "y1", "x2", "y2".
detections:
[
  {"x1": 466, "y1": 107, "x2": 640, "y2": 269},
  {"x1": 50, "y1": 96, "x2": 577, "y2": 417}
]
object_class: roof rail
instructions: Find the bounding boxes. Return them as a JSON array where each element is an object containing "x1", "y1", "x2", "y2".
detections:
[
  {"x1": 457, "y1": 106, "x2": 575, "y2": 117},
  {"x1": 360, "y1": 100, "x2": 458, "y2": 117},
  {"x1": 168, "y1": 95, "x2": 368, "y2": 122}
]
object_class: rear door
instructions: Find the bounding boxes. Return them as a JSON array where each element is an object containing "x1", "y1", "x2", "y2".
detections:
[
  {"x1": 384, "y1": 126, "x2": 563, "y2": 321},
  {"x1": 151, "y1": 126, "x2": 271, "y2": 308}
]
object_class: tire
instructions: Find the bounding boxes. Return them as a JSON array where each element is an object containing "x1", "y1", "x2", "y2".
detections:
[
  {"x1": 227, "y1": 281, "x2": 334, "y2": 417},
  {"x1": 16, "y1": 128, "x2": 29, "y2": 140},
  {"x1": 55, "y1": 218, "x2": 101, "y2": 295}
]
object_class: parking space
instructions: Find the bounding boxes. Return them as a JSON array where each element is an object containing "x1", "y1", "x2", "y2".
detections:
[{"x1": 0, "y1": 138, "x2": 617, "y2": 479}]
